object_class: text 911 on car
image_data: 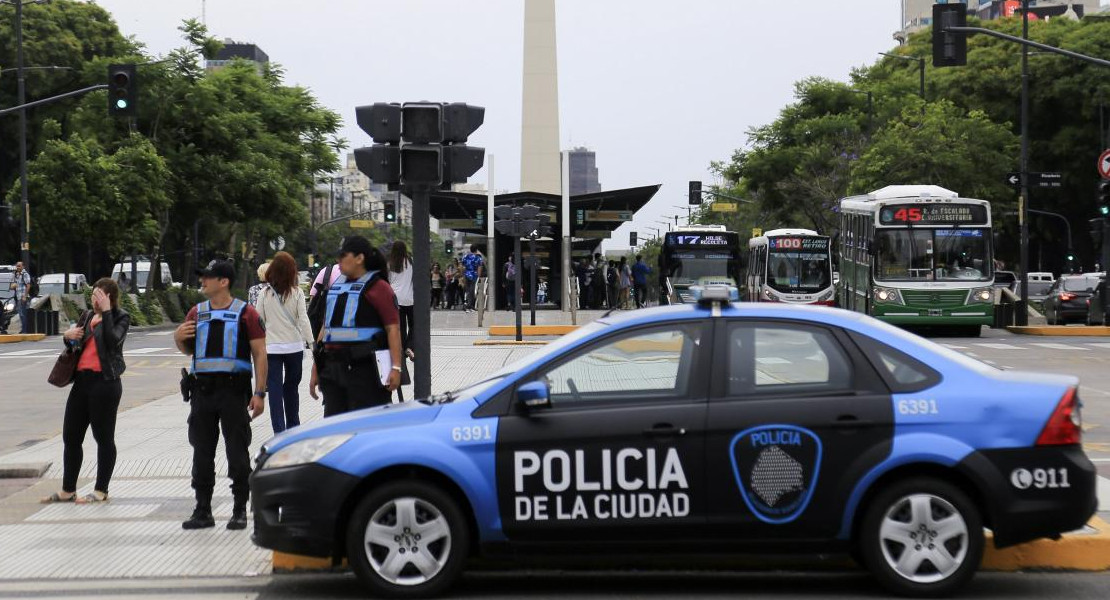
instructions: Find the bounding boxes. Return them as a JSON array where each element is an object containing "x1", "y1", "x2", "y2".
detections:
[{"x1": 250, "y1": 286, "x2": 1096, "y2": 598}]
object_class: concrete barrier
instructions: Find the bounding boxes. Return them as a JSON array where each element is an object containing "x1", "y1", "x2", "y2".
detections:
[
  {"x1": 488, "y1": 325, "x2": 578, "y2": 336},
  {"x1": 0, "y1": 334, "x2": 46, "y2": 344},
  {"x1": 1008, "y1": 326, "x2": 1110, "y2": 336}
]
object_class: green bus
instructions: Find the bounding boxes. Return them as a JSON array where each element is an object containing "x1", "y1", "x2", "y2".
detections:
[{"x1": 838, "y1": 185, "x2": 994, "y2": 336}]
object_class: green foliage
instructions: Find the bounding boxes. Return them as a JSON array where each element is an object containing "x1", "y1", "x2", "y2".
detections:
[
  {"x1": 151, "y1": 290, "x2": 185, "y2": 323},
  {"x1": 119, "y1": 293, "x2": 147, "y2": 326},
  {"x1": 138, "y1": 292, "x2": 165, "y2": 325},
  {"x1": 709, "y1": 16, "x2": 1110, "y2": 270},
  {"x1": 2, "y1": 10, "x2": 342, "y2": 282},
  {"x1": 61, "y1": 297, "x2": 82, "y2": 322},
  {"x1": 175, "y1": 286, "x2": 205, "y2": 311}
]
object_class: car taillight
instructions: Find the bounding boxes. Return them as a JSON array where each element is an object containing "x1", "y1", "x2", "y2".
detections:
[
  {"x1": 1036, "y1": 387, "x2": 1082, "y2": 446},
  {"x1": 1059, "y1": 292, "x2": 1075, "y2": 301}
]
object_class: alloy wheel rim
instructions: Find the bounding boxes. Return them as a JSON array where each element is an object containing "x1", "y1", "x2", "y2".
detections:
[
  {"x1": 878, "y1": 493, "x2": 968, "y2": 584},
  {"x1": 363, "y1": 496, "x2": 452, "y2": 586}
]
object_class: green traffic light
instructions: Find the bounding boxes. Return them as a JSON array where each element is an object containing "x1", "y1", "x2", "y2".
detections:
[
  {"x1": 1101, "y1": 205, "x2": 1110, "y2": 216},
  {"x1": 115, "y1": 99, "x2": 128, "y2": 110}
]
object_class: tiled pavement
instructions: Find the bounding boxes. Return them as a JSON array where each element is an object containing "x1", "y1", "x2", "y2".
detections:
[{"x1": 0, "y1": 343, "x2": 540, "y2": 580}]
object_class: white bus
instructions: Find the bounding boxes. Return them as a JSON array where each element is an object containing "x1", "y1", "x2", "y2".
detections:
[{"x1": 746, "y1": 228, "x2": 835, "y2": 304}]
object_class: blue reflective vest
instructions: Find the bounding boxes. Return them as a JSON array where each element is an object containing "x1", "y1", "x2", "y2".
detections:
[
  {"x1": 323, "y1": 270, "x2": 385, "y2": 344},
  {"x1": 193, "y1": 299, "x2": 253, "y2": 374}
]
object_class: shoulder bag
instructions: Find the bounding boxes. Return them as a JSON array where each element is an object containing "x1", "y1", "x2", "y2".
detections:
[{"x1": 48, "y1": 311, "x2": 90, "y2": 388}]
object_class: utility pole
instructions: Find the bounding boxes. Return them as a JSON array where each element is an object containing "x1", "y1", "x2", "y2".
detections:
[
  {"x1": 1018, "y1": 0, "x2": 1030, "y2": 325},
  {"x1": 16, "y1": 0, "x2": 30, "y2": 268}
]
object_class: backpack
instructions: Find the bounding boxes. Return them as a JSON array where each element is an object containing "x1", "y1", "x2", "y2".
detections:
[
  {"x1": 505, "y1": 261, "x2": 516, "y2": 281},
  {"x1": 27, "y1": 274, "x2": 39, "y2": 299},
  {"x1": 307, "y1": 264, "x2": 335, "y2": 340}
]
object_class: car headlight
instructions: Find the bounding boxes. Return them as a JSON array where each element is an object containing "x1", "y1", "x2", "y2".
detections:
[
  {"x1": 873, "y1": 287, "x2": 903, "y2": 305},
  {"x1": 260, "y1": 434, "x2": 353, "y2": 470},
  {"x1": 968, "y1": 287, "x2": 993, "y2": 303}
]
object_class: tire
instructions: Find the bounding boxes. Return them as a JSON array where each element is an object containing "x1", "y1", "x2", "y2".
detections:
[
  {"x1": 346, "y1": 480, "x2": 470, "y2": 599},
  {"x1": 858, "y1": 478, "x2": 984, "y2": 598},
  {"x1": 1045, "y1": 306, "x2": 1057, "y2": 326}
]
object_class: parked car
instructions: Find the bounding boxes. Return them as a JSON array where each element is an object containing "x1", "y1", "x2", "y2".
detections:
[
  {"x1": 111, "y1": 260, "x2": 178, "y2": 293},
  {"x1": 1042, "y1": 273, "x2": 1103, "y2": 325},
  {"x1": 251, "y1": 287, "x2": 1096, "y2": 598},
  {"x1": 35, "y1": 273, "x2": 89, "y2": 297},
  {"x1": 1085, "y1": 276, "x2": 1108, "y2": 325}
]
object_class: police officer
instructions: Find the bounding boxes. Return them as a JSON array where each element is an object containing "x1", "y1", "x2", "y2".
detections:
[
  {"x1": 174, "y1": 260, "x2": 267, "y2": 530},
  {"x1": 309, "y1": 236, "x2": 402, "y2": 414}
]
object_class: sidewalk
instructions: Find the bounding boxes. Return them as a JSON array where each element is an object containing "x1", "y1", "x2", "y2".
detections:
[{"x1": 0, "y1": 342, "x2": 539, "y2": 580}]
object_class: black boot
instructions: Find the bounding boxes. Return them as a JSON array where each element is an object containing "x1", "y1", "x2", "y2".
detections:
[
  {"x1": 182, "y1": 504, "x2": 215, "y2": 530},
  {"x1": 227, "y1": 504, "x2": 248, "y2": 530}
]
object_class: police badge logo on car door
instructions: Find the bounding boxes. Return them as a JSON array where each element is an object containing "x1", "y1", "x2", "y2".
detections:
[{"x1": 730, "y1": 425, "x2": 822, "y2": 524}]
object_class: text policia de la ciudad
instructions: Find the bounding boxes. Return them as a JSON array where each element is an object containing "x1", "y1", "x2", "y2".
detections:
[{"x1": 513, "y1": 448, "x2": 690, "y2": 521}]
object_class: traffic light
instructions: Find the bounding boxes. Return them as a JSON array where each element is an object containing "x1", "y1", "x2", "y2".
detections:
[
  {"x1": 1098, "y1": 179, "x2": 1110, "y2": 216},
  {"x1": 353, "y1": 102, "x2": 485, "y2": 188},
  {"x1": 444, "y1": 240, "x2": 453, "y2": 255},
  {"x1": 689, "y1": 181, "x2": 702, "y2": 205},
  {"x1": 107, "y1": 64, "x2": 138, "y2": 117},
  {"x1": 629, "y1": 231, "x2": 638, "y2": 247},
  {"x1": 383, "y1": 199, "x2": 396, "y2": 223},
  {"x1": 932, "y1": 3, "x2": 967, "y2": 68}
]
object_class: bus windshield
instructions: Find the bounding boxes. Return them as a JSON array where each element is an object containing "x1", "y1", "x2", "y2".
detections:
[
  {"x1": 665, "y1": 250, "x2": 738, "y2": 286},
  {"x1": 875, "y1": 228, "x2": 992, "y2": 282},
  {"x1": 766, "y1": 249, "x2": 831, "y2": 293}
]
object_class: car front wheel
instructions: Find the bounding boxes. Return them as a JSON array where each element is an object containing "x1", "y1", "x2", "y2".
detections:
[
  {"x1": 346, "y1": 480, "x2": 470, "y2": 599},
  {"x1": 858, "y1": 478, "x2": 984, "y2": 597}
]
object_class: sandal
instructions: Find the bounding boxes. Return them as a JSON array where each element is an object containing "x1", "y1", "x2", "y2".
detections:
[
  {"x1": 75, "y1": 491, "x2": 108, "y2": 504},
  {"x1": 40, "y1": 491, "x2": 76, "y2": 504}
]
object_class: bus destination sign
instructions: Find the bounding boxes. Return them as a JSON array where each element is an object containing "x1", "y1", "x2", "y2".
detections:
[
  {"x1": 769, "y1": 237, "x2": 829, "y2": 251},
  {"x1": 666, "y1": 233, "x2": 731, "y2": 246},
  {"x1": 879, "y1": 204, "x2": 988, "y2": 226}
]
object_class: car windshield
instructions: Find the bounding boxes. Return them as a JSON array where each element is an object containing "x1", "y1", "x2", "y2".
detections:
[
  {"x1": 766, "y1": 249, "x2": 831, "y2": 293},
  {"x1": 664, "y1": 251, "x2": 738, "y2": 286},
  {"x1": 875, "y1": 228, "x2": 992, "y2": 282},
  {"x1": 461, "y1": 320, "x2": 612, "y2": 401}
]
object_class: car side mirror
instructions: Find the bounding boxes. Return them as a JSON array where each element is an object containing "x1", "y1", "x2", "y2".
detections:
[{"x1": 517, "y1": 380, "x2": 551, "y2": 410}]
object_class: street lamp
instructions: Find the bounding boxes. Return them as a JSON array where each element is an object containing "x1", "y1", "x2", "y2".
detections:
[
  {"x1": 646, "y1": 226, "x2": 661, "y2": 240},
  {"x1": 671, "y1": 204, "x2": 692, "y2": 222},
  {"x1": 879, "y1": 51, "x2": 926, "y2": 100}
]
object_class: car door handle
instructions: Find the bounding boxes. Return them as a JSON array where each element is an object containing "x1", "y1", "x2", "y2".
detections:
[
  {"x1": 643, "y1": 424, "x2": 687, "y2": 437},
  {"x1": 829, "y1": 415, "x2": 875, "y2": 429}
]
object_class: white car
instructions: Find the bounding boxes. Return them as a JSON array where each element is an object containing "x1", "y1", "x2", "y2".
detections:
[
  {"x1": 112, "y1": 261, "x2": 179, "y2": 293},
  {"x1": 36, "y1": 273, "x2": 89, "y2": 297}
]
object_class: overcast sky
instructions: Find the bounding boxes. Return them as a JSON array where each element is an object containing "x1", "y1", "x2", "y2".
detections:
[{"x1": 93, "y1": 0, "x2": 903, "y2": 249}]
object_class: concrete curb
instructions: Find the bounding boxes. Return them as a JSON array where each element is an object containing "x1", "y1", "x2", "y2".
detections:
[
  {"x1": 0, "y1": 462, "x2": 51, "y2": 478},
  {"x1": 272, "y1": 518, "x2": 1110, "y2": 573},
  {"x1": 489, "y1": 325, "x2": 577, "y2": 336},
  {"x1": 1007, "y1": 325, "x2": 1110, "y2": 336},
  {"x1": 0, "y1": 334, "x2": 46, "y2": 344},
  {"x1": 473, "y1": 340, "x2": 550, "y2": 346},
  {"x1": 981, "y1": 517, "x2": 1110, "y2": 571}
]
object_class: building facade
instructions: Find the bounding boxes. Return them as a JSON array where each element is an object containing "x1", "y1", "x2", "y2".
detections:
[
  {"x1": 568, "y1": 147, "x2": 601, "y2": 196},
  {"x1": 205, "y1": 40, "x2": 270, "y2": 72},
  {"x1": 895, "y1": 1, "x2": 1095, "y2": 43}
]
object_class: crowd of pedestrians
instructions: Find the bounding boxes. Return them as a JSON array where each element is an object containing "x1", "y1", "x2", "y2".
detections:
[{"x1": 574, "y1": 253, "x2": 652, "y2": 310}]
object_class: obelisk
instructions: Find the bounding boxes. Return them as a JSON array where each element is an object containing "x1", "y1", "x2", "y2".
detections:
[{"x1": 520, "y1": 0, "x2": 561, "y2": 194}]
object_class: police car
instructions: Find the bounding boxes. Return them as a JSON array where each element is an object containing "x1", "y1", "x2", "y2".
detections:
[{"x1": 250, "y1": 287, "x2": 1096, "y2": 598}]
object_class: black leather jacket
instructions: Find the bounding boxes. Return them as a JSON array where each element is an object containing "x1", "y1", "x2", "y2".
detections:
[{"x1": 66, "y1": 308, "x2": 130, "y2": 380}]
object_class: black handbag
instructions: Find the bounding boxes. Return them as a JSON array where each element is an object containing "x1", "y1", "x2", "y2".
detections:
[{"x1": 47, "y1": 312, "x2": 90, "y2": 388}]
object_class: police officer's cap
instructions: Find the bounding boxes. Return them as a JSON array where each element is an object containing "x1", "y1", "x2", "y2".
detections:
[{"x1": 196, "y1": 259, "x2": 236, "y2": 281}]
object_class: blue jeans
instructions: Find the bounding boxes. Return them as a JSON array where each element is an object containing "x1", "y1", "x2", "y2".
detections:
[
  {"x1": 17, "y1": 300, "x2": 29, "y2": 333},
  {"x1": 267, "y1": 352, "x2": 303, "y2": 434}
]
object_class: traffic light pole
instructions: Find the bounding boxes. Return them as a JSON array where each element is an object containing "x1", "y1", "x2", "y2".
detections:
[
  {"x1": 529, "y1": 235, "x2": 537, "y2": 326},
  {"x1": 1019, "y1": 1, "x2": 1030, "y2": 326},
  {"x1": 514, "y1": 236, "x2": 523, "y2": 342},
  {"x1": 408, "y1": 184, "x2": 432, "y2": 399}
]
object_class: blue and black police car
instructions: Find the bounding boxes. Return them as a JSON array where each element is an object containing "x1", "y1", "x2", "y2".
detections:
[{"x1": 250, "y1": 287, "x2": 1096, "y2": 598}]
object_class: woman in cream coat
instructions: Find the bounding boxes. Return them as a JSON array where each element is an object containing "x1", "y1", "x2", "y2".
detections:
[{"x1": 255, "y1": 251, "x2": 314, "y2": 433}]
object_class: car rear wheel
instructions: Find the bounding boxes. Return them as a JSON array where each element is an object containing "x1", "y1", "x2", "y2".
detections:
[
  {"x1": 346, "y1": 480, "x2": 470, "y2": 599},
  {"x1": 1045, "y1": 307, "x2": 1057, "y2": 325},
  {"x1": 858, "y1": 478, "x2": 984, "y2": 597}
]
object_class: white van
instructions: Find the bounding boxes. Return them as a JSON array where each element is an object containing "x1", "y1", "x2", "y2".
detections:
[
  {"x1": 36, "y1": 273, "x2": 89, "y2": 296},
  {"x1": 111, "y1": 261, "x2": 178, "y2": 293}
]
